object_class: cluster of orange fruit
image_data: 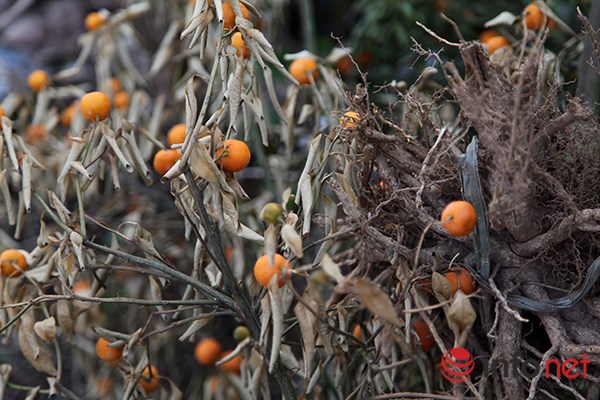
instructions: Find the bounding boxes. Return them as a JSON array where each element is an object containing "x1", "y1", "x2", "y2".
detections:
[
  {"x1": 222, "y1": 1, "x2": 252, "y2": 58},
  {"x1": 152, "y1": 122, "x2": 252, "y2": 177},
  {"x1": 436, "y1": 199, "x2": 478, "y2": 293},
  {"x1": 479, "y1": 3, "x2": 558, "y2": 55},
  {"x1": 20, "y1": 69, "x2": 130, "y2": 144},
  {"x1": 194, "y1": 336, "x2": 243, "y2": 374},
  {"x1": 95, "y1": 337, "x2": 160, "y2": 394}
]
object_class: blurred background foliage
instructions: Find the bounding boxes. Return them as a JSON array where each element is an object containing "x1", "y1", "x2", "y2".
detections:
[
  {"x1": 0, "y1": 0, "x2": 593, "y2": 96},
  {"x1": 286, "y1": 0, "x2": 592, "y2": 84}
]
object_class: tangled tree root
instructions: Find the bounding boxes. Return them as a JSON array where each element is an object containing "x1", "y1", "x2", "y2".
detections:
[{"x1": 327, "y1": 35, "x2": 600, "y2": 398}]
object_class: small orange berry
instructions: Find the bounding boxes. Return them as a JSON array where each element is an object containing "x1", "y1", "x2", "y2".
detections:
[
  {"x1": 440, "y1": 200, "x2": 477, "y2": 237},
  {"x1": 215, "y1": 139, "x2": 251, "y2": 172},
  {"x1": 166, "y1": 123, "x2": 186, "y2": 146},
  {"x1": 224, "y1": 245, "x2": 235, "y2": 264},
  {"x1": 109, "y1": 78, "x2": 122, "y2": 93},
  {"x1": 27, "y1": 70, "x2": 49, "y2": 92},
  {"x1": 416, "y1": 276, "x2": 433, "y2": 295},
  {"x1": 484, "y1": 36, "x2": 511, "y2": 54},
  {"x1": 352, "y1": 324, "x2": 363, "y2": 341},
  {"x1": 153, "y1": 149, "x2": 181, "y2": 175},
  {"x1": 0, "y1": 249, "x2": 27, "y2": 278},
  {"x1": 253, "y1": 253, "x2": 291, "y2": 288},
  {"x1": 444, "y1": 266, "x2": 476, "y2": 295},
  {"x1": 358, "y1": 50, "x2": 373, "y2": 67},
  {"x1": 340, "y1": 111, "x2": 360, "y2": 127},
  {"x1": 139, "y1": 365, "x2": 160, "y2": 394},
  {"x1": 61, "y1": 102, "x2": 78, "y2": 128},
  {"x1": 73, "y1": 280, "x2": 91, "y2": 296},
  {"x1": 231, "y1": 32, "x2": 250, "y2": 58},
  {"x1": 80, "y1": 91, "x2": 111, "y2": 122},
  {"x1": 85, "y1": 12, "x2": 105, "y2": 31},
  {"x1": 194, "y1": 338, "x2": 223, "y2": 366},
  {"x1": 222, "y1": 2, "x2": 250, "y2": 31},
  {"x1": 478, "y1": 29, "x2": 498, "y2": 44},
  {"x1": 26, "y1": 124, "x2": 46, "y2": 144},
  {"x1": 95, "y1": 337, "x2": 123, "y2": 364},
  {"x1": 112, "y1": 91, "x2": 130, "y2": 110},
  {"x1": 525, "y1": 4, "x2": 545, "y2": 31},
  {"x1": 289, "y1": 57, "x2": 319, "y2": 86},
  {"x1": 218, "y1": 350, "x2": 242, "y2": 374},
  {"x1": 412, "y1": 320, "x2": 434, "y2": 352},
  {"x1": 336, "y1": 55, "x2": 354, "y2": 76}
]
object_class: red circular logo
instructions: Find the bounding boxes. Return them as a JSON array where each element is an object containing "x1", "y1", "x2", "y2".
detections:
[{"x1": 441, "y1": 347, "x2": 474, "y2": 383}]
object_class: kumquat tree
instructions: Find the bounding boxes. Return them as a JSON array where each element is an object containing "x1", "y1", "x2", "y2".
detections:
[{"x1": 2, "y1": 0, "x2": 600, "y2": 399}]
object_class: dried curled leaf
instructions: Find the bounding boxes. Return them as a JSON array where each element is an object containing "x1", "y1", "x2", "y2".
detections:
[
  {"x1": 69, "y1": 231, "x2": 85, "y2": 270},
  {"x1": 34, "y1": 317, "x2": 56, "y2": 342},
  {"x1": 134, "y1": 224, "x2": 164, "y2": 262},
  {"x1": 294, "y1": 297, "x2": 317, "y2": 377},
  {"x1": 179, "y1": 317, "x2": 213, "y2": 342},
  {"x1": 188, "y1": 141, "x2": 221, "y2": 184},
  {"x1": 320, "y1": 253, "x2": 346, "y2": 284},
  {"x1": 432, "y1": 271, "x2": 453, "y2": 301},
  {"x1": 447, "y1": 290, "x2": 477, "y2": 347},
  {"x1": 259, "y1": 293, "x2": 271, "y2": 346},
  {"x1": 18, "y1": 312, "x2": 57, "y2": 376},
  {"x1": 354, "y1": 278, "x2": 402, "y2": 328},
  {"x1": 264, "y1": 224, "x2": 277, "y2": 265},
  {"x1": 483, "y1": 11, "x2": 516, "y2": 28},
  {"x1": 281, "y1": 223, "x2": 303, "y2": 258},
  {"x1": 268, "y1": 277, "x2": 284, "y2": 373},
  {"x1": 0, "y1": 364, "x2": 12, "y2": 397},
  {"x1": 57, "y1": 299, "x2": 73, "y2": 342}
]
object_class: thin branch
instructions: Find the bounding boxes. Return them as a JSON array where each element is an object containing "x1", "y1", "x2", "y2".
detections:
[
  {"x1": 525, "y1": 343, "x2": 559, "y2": 400},
  {"x1": 487, "y1": 279, "x2": 528, "y2": 323},
  {"x1": 0, "y1": 294, "x2": 219, "y2": 310},
  {"x1": 416, "y1": 21, "x2": 460, "y2": 47},
  {"x1": 32, "y1": 190, "x2": 234, "y2": 308},
  {"x1": 373, "y1": 392, "x2": 462, "y2": 400}
]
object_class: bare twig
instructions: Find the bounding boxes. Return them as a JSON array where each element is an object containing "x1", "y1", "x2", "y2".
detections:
[{"x1": 416, "y1": 22, "x2": 460, "y2": 47}]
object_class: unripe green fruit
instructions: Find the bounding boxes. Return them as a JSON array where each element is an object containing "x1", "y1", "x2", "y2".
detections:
[
  {"x1": 260, "y1": 203, "x2": 283, "y2": 224},
  {"x1": 233, "y1": 325, "x2": 250, "y2": 342}
]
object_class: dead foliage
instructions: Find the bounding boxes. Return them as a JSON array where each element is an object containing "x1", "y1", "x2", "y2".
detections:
[{"x1": 2, "y1": 1, "x2": 600, "y2": 400}]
